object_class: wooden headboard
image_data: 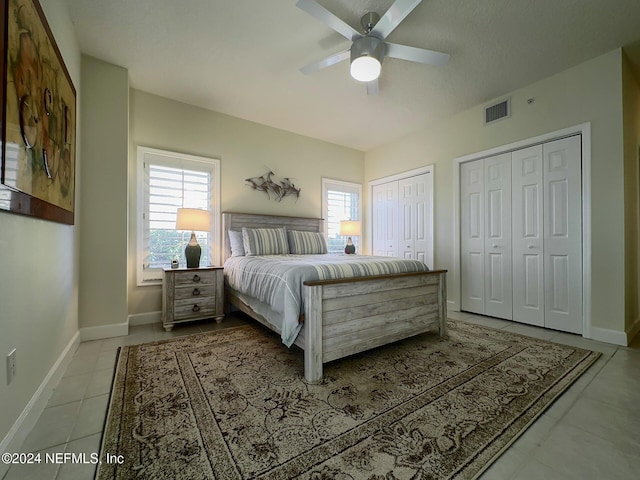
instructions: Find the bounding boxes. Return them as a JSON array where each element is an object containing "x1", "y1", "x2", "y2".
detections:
[{"x1": 221, "y1": 212, "x2": 324, "y2": 263}]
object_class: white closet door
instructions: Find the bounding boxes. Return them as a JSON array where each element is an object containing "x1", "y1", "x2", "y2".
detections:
[
  {"x1": 460, "y1": 160, "x2": 485, "y2": 314},
  {"x1": 512, "y1": 145, "x2": 545, "y2": 326},
  {"x1": 484, "y1": 153, "x2": 513, "y2": 320},
  {"x1": 398, "y1": 177, "x2": 415, "y2": 260},
  {"x1": 372, "y1": 181, "x2": 398, "y2": 257},
  {"x1": 415, "y1": 173, "x2": 433, "y2": 268},
  {"x1": 398, "y1": 173, "x2": 432, "y2": 265},
  {"x1": 543, "y1": 136, "x2": 582, "y2": 333}
]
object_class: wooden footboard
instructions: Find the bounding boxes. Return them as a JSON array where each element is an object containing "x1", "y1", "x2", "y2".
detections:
[{"x1": 302, "y1": 269, "x2": 447, "y2": 383}]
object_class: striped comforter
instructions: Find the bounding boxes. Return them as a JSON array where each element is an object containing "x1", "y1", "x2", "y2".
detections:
[{"x1": 224, "y1": 254, "x2": 429, "y2": 347}]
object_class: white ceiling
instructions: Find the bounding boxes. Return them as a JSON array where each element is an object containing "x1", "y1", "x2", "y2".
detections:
[{"x1": 65, "y1": 0, "x2": 640, "y2": 151}]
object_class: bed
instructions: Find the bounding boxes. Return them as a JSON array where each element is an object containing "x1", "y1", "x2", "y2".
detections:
[{"x1": 222, "y1": 212, "x2": 448, "y2": 383}]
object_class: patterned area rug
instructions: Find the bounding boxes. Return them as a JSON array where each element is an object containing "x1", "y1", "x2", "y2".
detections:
[{"x1": 97, "y1": 320, "x2": 599, "y2": 479}]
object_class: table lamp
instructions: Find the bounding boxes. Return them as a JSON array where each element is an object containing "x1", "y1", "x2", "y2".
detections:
[
  {"x1": 340, "y1": 220, "x2": 361, "y2": 254},
  {"x1": 176, "y1": 208, "x2": 210, "y2": 268}
]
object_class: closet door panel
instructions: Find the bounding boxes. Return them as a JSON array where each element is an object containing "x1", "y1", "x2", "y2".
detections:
[
  {"x1": 399, "y1": 178, "x2": 415, "y2": 259},
  {"x1": 372, "y1": 182, "x2": 398, "y2": 257},
  {"x1": 460, "y1": 160, "x2": 485, "y2": 314},
  {"x1": 484, "y1": 153, "x2": 512, "y2": 320},
  {"x1": 512, "y1": 145, "x2": 544, "y2": 326},
  {"x1": 398, "y1": 173, "x2": 431, "y2": 264},
  {"x1": 413, "y1": 174, "x2": 431, "y2": 266},
  {"x1": 414, "y1": 196, "x2": 428, "y2": 264},
  {"x1": 543, "y1": 136, "x2": 582, "y2": 334}
]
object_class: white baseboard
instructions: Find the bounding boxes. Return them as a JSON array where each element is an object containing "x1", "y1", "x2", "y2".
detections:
[
  {"x1": 0, "y1": 331, "x2": 80, "y2": 476},
  {"x1": 447, "y1": 300, "x2": 459, "y2": 312},
  {"x1": 128, "y1": 311, "x2": 161, "y2": 326},
  {"x1": 80, "y1": 321, "x2": 129, "y2": 342},
  {"x1": 590, "y1": 326, "x2": 628, "y2": 346}
]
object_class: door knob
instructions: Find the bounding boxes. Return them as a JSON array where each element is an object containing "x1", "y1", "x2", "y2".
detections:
[
  {"x1": 527, "y1": 244, "x2": 535, "y2": 249},
  {"x1": 492, "y1": 244, "x2": 498, "y2": 249}
]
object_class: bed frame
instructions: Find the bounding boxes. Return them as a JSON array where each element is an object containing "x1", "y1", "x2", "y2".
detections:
[{"x1": 222, "y1": 212, "x2": 448, "y2": 383}]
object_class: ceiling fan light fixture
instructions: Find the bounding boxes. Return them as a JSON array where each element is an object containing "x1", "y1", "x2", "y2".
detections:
[
  {"x1": 350, "y1": 56, "x2": 381, "y2": 82},
  {"x1": 350, "y1": 36, "x2": 384, "y2": 82}
]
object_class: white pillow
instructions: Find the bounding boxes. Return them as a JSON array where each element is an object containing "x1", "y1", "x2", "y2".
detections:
[{"x1": 228, "y1": 230, "x2": 245, "y2": 257}]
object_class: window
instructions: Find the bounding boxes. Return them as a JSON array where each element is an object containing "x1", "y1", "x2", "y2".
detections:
[
  {"x1": 0, "y1": 143, "x2": 19, "y2": 211},
  {"x1": 137, "y1": 147, "x2": 220, "y2": 285},
  {"x1": 321, "y1": 178, "x2": 362, "y2": 254}
]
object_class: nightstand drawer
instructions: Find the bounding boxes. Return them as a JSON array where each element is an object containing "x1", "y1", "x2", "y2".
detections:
[
  {"x1": 174, "y1": 270, "x2": 216, "y2": 286},
  {"x1": 174, "y1": 284, "x2": 216, "y2": 300},
  {"x1": 174, "y1": 298, "x2": 216, "y2": 320}
]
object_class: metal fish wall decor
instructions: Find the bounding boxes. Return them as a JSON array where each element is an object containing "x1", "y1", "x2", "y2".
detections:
[{"x1": 245, "y1": 170, "x2": 300, "y2": 202}]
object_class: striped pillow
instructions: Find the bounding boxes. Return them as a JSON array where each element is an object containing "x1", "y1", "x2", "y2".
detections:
[
  {"x1": 242, "y1": 227, "x2": 289, "y2": 256},
  {"x1": 287, "y1": 230, "x2": 328, "y2": 254}
]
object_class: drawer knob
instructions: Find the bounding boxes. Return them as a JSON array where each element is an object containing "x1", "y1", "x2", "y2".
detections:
[
  {"x1": 192, "y1": 304, "x2": 201, "y2": 313},
  {"x1": 192, "y1": 288, "x2": 201, "y2": 296},
  {"x1": 193, "y1": 274, "x2": 201, "y2": 283}
]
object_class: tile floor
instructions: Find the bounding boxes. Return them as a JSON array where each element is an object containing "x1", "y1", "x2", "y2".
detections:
[{"x1": 2, "y1": 311, "x2": 639, "y2": 480}]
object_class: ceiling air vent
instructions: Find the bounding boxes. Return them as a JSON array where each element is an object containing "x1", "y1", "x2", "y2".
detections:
[{"x1": 484, "y1": 98, "x2": 510, "y2": 125}]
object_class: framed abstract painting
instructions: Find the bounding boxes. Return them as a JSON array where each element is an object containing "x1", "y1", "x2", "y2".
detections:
[{"x1": 0, "y1": 0, "x2": 76, "y2": 224}]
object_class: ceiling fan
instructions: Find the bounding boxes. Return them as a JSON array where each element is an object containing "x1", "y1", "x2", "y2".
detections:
[{"x1": 296, "y1": 0, "x2": 449, "y2": 94}]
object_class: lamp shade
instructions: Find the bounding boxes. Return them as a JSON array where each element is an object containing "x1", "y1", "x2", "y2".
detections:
[
  {"x1": 176, "y1": 208, "x2": 210, "y2": 232},
  {"x1": 340, "y1": 220, "x2": 362, "y2": 237}
]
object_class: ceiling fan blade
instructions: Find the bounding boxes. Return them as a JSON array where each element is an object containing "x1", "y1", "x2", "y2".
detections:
[
  {"x1": 300, "y1": 49, "x2": 350, "y2": 75},
  {"x1": 296, "y1": 0, "x2": 360, "y2": 40},
  {"x1": 385, "y1": 42, "x2": 449, "y2": 66},
  {"x1": 370, "y1": 0, "x2": 423, "y2": 39},
  {"x1": 366, "y1": 78, "x2": 379, "y2": 96}
]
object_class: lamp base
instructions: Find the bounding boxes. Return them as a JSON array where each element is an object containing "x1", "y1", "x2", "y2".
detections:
[
  {"x1": 185, "y1": 233, "x2": 202, "y2": 268},
  {"x1": 344, "y1": 237, "x2": 356, "y2": 255}
]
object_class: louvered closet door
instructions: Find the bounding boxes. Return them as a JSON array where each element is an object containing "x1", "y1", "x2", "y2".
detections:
[
  {"x1": 484, "y1": 153, "x2": 512, "y2": 320},
  {"x1": 512, "y1": 145, "x2": 545, "y2": 326},
  {"x1": 398, "y1": 173, "x2": 432, "y2": 265},
  {"x1": 543, "y1": 136, "x2": 582, "y2": 334},
  {"x1": 372, "y1": 181, "x2": 398, "y2": 257},
  {"x1": 460, "y1": 160, "x2": 485, "y2": 314}
]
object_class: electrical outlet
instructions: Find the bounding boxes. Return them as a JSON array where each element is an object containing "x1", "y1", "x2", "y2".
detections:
[{"x1": 6, "y1": 349, "x2": 16, "y2": 385}]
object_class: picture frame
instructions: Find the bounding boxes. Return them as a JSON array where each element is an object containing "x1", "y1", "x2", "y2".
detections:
[{"x1": 0, "y1": 0, "x2": 76, "y2": 224}]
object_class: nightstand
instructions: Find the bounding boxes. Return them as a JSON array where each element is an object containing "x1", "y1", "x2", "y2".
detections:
[{"x1": 162, "y1": 266, "x2": 224, "y2": 332}]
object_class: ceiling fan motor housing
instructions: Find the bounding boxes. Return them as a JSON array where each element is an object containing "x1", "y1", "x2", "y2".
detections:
[{"x1": 350, "y1": 36, "x2": 385, "y2": 81}]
